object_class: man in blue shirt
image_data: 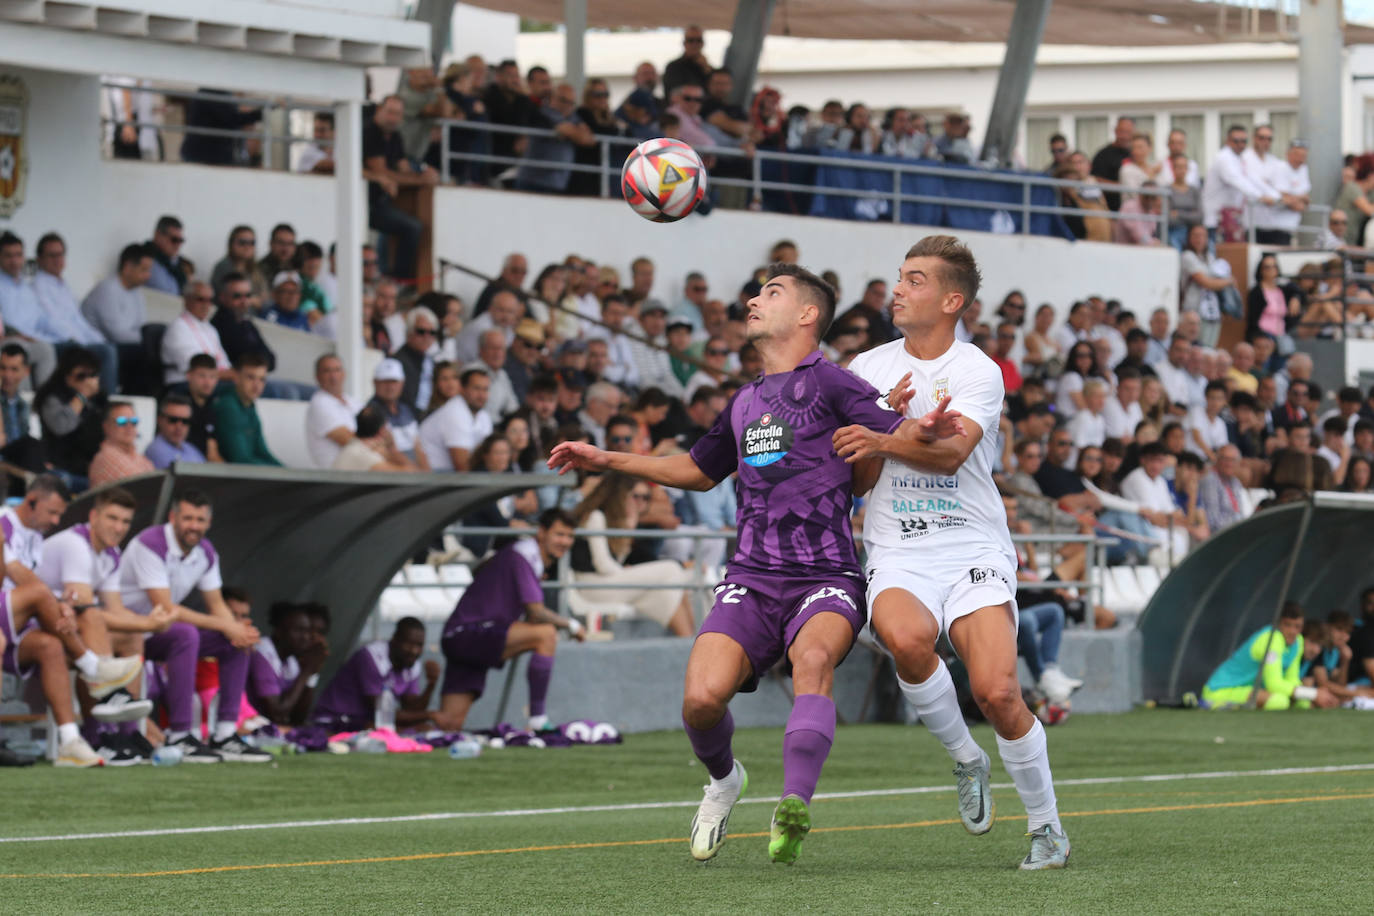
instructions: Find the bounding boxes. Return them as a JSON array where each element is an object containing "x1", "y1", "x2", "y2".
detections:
[
  {"x1": 263, "y1": 272, "x2": 311, "y2": 332},
  {"x1": 0, "y1": 232, "x2": 58, "y2": 384},
  {"x1": 143, "y1": 216, "x2": 188, "y2": 296},
  {"x1": 145, "y1": 392, "x2": 207, "y2": 469}
]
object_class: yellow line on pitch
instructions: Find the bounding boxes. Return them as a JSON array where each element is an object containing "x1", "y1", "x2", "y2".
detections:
[{"x1": 5, "y1": 791, "x2": 1373, "y2": 880}]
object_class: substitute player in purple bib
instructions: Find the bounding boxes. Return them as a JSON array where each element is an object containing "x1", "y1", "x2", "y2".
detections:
[
  {"x1": 550, "y1": 264, "x2": 959, "y2": 865},
  {"x1": 837, "y1": 235, "x2": 1070, "y2": 869}
]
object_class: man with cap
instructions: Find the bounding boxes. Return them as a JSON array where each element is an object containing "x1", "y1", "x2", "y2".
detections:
[
  {"x1": 556, "y1": 338, "x2": 591, "y2": 390},
  {"x1": 264, "y1": 271, "x2": 311, "y2": 332},
  {"x1": 506, "y1": 318, "x2": 547, "y2": 404},
  {"x1": 367, "y1": 357, "x2": 425, "y2": 464}
]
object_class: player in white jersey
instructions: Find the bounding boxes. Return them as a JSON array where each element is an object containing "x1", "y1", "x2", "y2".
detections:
[{"x1": 836, "y1": 235, "x2": 1070, "y2": 870}]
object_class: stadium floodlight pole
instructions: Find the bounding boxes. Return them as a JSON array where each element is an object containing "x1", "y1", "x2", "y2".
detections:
[
  {"x1": 1246, "y1": 494, "x2": 1314, "y2": 708},
  {"x1": 437, "y1": 257, "x2": 750, "y2": 384}
]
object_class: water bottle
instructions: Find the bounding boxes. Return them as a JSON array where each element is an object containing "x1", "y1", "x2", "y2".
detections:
[
  {"x1": 151, "y1": 745, "x2": 183, "y2": 766},
  {"x1": 354, "y1": 736, "x2": 388, "y2": 754},
  {"x1": 448, "y1": 738, "x2": 482, "y2": 760}
]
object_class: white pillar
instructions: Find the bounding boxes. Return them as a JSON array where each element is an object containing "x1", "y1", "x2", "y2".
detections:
[
  {"x1": 334, "y1": 98, "x2": 366, "y2": 403},
  {"x1": 564, "y1": 0, "x2": 587, "y2": 89},
  {"x1": 1299, "y1": 0, "x2": 1344, "y2": 213}
]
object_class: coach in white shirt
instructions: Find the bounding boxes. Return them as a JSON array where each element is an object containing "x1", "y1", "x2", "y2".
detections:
[
  {"x1": 1254, "y1": 138, "x2": 1311, "y2": 245},
  {"x1": 419, "y1": 366, "x2": 493, "y2": 471},
  {"x1": 1202, "y1": 125, "x2": 1277, "y2": 236},
  {"x1": 306, "y1": 354, "x2": 363, "y2": 468},
  {"x1": 161, "y1": 281, "x2": 231, "y2": 385}
]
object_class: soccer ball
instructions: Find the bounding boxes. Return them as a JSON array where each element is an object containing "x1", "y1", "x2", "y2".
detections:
[
  {"x1": 1035, "y1": 697, "x2": 1071, "y2": 726},
  {"x1": 621, "y1": 138, "x2": 708, "y2": 223}
]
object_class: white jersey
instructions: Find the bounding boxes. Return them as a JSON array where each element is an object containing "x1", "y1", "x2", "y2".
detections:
[
  {"x1": 847, "y1": 338, "x2": 1016, "y2": 571},
  {"x1": 36, "y1": 524, "x2": 123, "y2": 597},
  {"x1": 0, "y1": 506, "x2": 45, "y2": 591}
]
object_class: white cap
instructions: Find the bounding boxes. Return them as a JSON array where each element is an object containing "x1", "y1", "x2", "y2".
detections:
[
  {"x1": 373, "y1": 358, "x2": 405, "y2": 382},
  {"x1": 272, "y1": 270, "x2": 302, "y2": 289}
]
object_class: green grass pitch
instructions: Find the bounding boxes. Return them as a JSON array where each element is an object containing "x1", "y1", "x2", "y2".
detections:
[{"x1": 3, "y1": 709, "x2": 1372, "y2": 914}]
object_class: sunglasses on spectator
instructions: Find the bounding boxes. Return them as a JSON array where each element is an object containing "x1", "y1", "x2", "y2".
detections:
[
  {"x1": 233, "y1": 237, "x2": 255, "y2": 247},
  {"x1": 589, "y1": 90, "x2": 610, "y2": 99},
  {"x1": 166, "y1": 234, "x2": 185, "y2": 245},
  {"x1": 161, "y1": 414, "x2": 192, "y2": 425},
  {"x1": 685, "y1": 36, "x2": 704, "y2": 44},
  {"x1": 1332, "y1": 218, "x2": 1348, "y2": 225},
  {"x1": 1255, "y1": 133, "x2": 1273, "y2": 141},
  {"x1": 73, "y1": 371, "x2": 97, "y2": 381},
  {"x1": 682, "y1": 94, "x2": 704, "y2": 102},
  {"x1": 707, "y1": 348, "x2": 729, "y2": 356},
  {"x1": 114, "y1": 416, "x2": 139, "y2": 427},
  {"x1": 690, "y1": 285, "x2": 707, "y2": 293},
  {"x1": 230, "y1": 291, "x2": 251, "y2": 299},
  {"x1": 363, "y1": 258, "x2": 379, "y2": 267},
  {"x1": 610, "y1": 435, "x2": 635, "y2": 445},
  {"x1": 1050, "y1": 146, "x2": 1067, "y2": 155},
  {"x1": 190, "y1": 295, "x2": 213, "y2": 304},
  {"x1": 413, "y1": 327, "x2": 438, "y2": 337}
]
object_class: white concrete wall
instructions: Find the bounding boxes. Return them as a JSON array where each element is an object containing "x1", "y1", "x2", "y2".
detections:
[{"x1": 430, "y1": 186, "x2": 1180, "y2": 326}]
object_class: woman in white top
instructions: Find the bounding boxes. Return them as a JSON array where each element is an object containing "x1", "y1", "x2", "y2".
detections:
[
  {"x1": 1055, "y1": 341, "x2": 1109, "y2": 420},
  {"x1": 1117, "y1": 133, "x2": 1160, "y2": 193},
  {"x1": 568, "y1": 473, "x2": 695, "y2": 636},
  {"x1": 1179, "y1": 224, "x2": 1233, "y2": 348}
]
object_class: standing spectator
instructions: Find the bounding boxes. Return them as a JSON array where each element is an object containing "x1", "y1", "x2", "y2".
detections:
[
  {"x1": 883, "y1": 108, "x2": 932, "y2": 159},
  {"x1": 210, "y1": 226, "x2": 265, "y2": 306},
  {"x1": 517, "y1": 82, "x2": 596, "y2": 194},
  {"x1": 1332, "y1": 157, "x2": 1374, "y2": 247},
  {"x1": 439, "y1": 61, "x2": 490, "y2": 184},
  {"x1": 468, "y1": 329, "x2": 519, "y2": 423},
  {"x1": 934, "y1": 111, "x2": 974, "y2": 164},
  {"x1": 0, "y1": 231, "x2": 58, "y2": 385},
  {"x1": 263, "y1": 272, "x2": 311, "y2": 332},
  {"x1": 398, "y1": 67, "x2": 451, "y2": 163},
  {"x1": 255, "y1": 224, "x2": 297, "y2": 294},
  {"x1": 1245, "y1": 253, "x2": 1299, "y2": 347},
  {"x1": 35, "y1": 347, "x2": 105, "y2": 491},
  {"x1": 1157, "y1": 128, "x2": 1200, "y2": 188},
  {"x1": 143, "y1": 216, "x2": 188, "y2": 296},
  {"x1": 296, "y1": 112, "x2": 335, "y2": 175},
  {"x1": 1201, "y1": 125, "x2": 1278, "y2": 242},
  {"x1": 1255, "y1": 138, "x2": 1311, "y2": 246},
  {"x1": 180, "y1": 88, "x2": 260, "y2": 166},
  {"x1": 368, "y1": 358, "x2": 424, "y2": 465},
  {"x1": 663, "y1": 25, "x2": 713, "y2": 100},
  {"x1": 395, "y1": 306, "x2": 439, "y2": 412},
  {"x1": 305, "y1": 355, "x2": 363, "y2": 469},
  {"x1": 617, "y1": 61, "x2": 662, "y2": 122},
  {"x1": 1117, "y1": 133, "x2": 1160, "y2": 191},
  {"x1": 87, "y1": 401, "x2": 155, "y2": 487},
  {"x1": 161, "y1": 281, "x2": 230, "y2": 385},
  {"x1": 1165, "y1": 154, "x2": 1202, "y2": 249},
  {"x1": 1090, "y1": 116, "x2": 1136, "y2": 210},
  {"x1": 1179, "y1": 225, "x2": 1231, "y2": 348},
  {"x1": 146, "y1": 392, "x2": 206, "y2": 469},
  {"x1": 31, "y1": 233, "x2": 118, "y2": 393},
  {"x1": 570, "y1": 78, "x2": 625, "y2": 197},
  {"x1": 363, "y1": 96, "x2": 434, "y2": 282},
  {"x1": 699, "y1": 67, "x2": 753, "y2": 143},
  {"x1": 419, "y1": 367, "x2": 493, "y2": 471},
  {"x1": 482, "y1": 59, "x2": 535, "y2": 165},
  {"x1": 212, "y1": 352, "x2": 281, "y2": 466},
  {"x1": 1059, "y1": 151, "x2": 1112, "y2": 241},
  {"x1": 1043, "y1": 133, "x2": 1070, "y2": 174},
  {"x1": 803, "y1": 100, "x2": 846, "y2": 148}
]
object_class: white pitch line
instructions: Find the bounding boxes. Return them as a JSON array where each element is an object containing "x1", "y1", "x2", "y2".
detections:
[{"x1": 2, "y1": 762, "x2": 1371, "y2": 845}]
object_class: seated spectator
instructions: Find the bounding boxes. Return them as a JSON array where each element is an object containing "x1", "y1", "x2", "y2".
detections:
[
  {"x1": 143, "y1": 216, "x2": 188, "y2": 296},
  {"x1": 31, "y1": 232, "x2": 118, "y2": 392},
  {"x1": 988, "y1": 321, "x2": 1023, "y2": 394},
  {"x1": 1346, "y1": 455, "x2": 1372, "y2": 493},
  {"x1": 1018, "y1": 601, "x2": 1080, "y2": 704},
  {"x1": 437, "y1": 511, "x2": 585, "y2": 732},
  {"x1": 473, "y1": 254, "x2": 529, "y2": 319},
  {"x1": 211, "y1": 271, "x2": 273, "y2": 370},
  {"x1": 0, "y1": 345, "x2": 42, "y2": 484},
  {"x1": 1034, "y1": 429, "x2": 1095, "y2": 503},
  {"x1": 87, "y1": 401, "x2": 155, "y2": 488},
  {"x1": 297, "y1": 241, "x2": 333, "y2": 328},
  {"x1": 1316, "y1": 416, "x2": 1352, "y2": 488},
  {"x1": 1170, "y1": 452, "x2": 1211, "y2": 544},
  {"x1": 82, "y1": 242, "x2": 153, "y2": 387},
  {"x1": 1196, "y1": 444, "x2": 1252, "y2": 532},
  {"x1": 1200, "y1": 603, "x2": 1330, "y2": 710},
  {"x1": 585, "y1": 295, "x2": 640, "y2": 389},
  {"x1": 312, "y1": 617, "x2": 439, "y2": 732},
  {"x1": 1186, "y1": 380, "x2": 1230, "y2": 463},
  {"x1": 685, "y1": 338, "x2": 732, "y2": 401},
  {"x1": 833, "y1": 103, "x2": 880, "y2": 154},
  {"x1": 506, "y1": 318, "x2": 548, "y2": 404},
  {"x1": 467, "y1": 329, "x2": 520, "y2": 423},
  {"x1": 457, "y1": 433, "x2": 539, "y2": 553},
  {"x1": 145, "y1": 392, "x2": 206, "y2": 469},
  {"x1": 570, "y1": 472, "x2": 694, "y2": 636},
  {"x1": 363, "y1": 96, "x2": 434, "y2": 281},
  {"x1": 255, "y1": 223, "x2": 297, "y2": 295},
  {"x1": 263, "y1": 272, "x2": 311, "y2": 332},
  {"x1": 419, "y1": 366, "x2": 493, "y2": 471},
  {"x1": 1103, "y1": 368, "x2": 1144, "y2": 441},
  {"x1": 665, "y1": 85, "x2": 716, "y2": 150},
  {"x1": 934, "y1": 111, "x2": 975, "y2": 164},
  {"x1": 179, "y1": 88, "x2": 260, "y2": 166},
  {"x1": 1266, "y1": 420, "x2": 1333, "y2": 499},
  {"x1": 368, "y1": 358, "x2": 423, "y2": 463},
  {"x1": 247, "y1": 602, "x2": 325, "y2": 727},
  {"x1": 183, "y1": 354, "x2": 222, "y2": 462},
  {"x1": 332, "y1": 405, "x2": 416, "y2": 472},
  {"x1": 1119, "y1": 442, "x2": 1190, "y2": 561},
  {"x1": 1067, "y1": 379, "x2": 1109, "y2": 455},
  {"x1": 35, "y1": 346, "x2": 105, "y2": 491},
  {"x1": 209, "y1": 225, "x2": 265, "y2": 306},
  {"x1": 395, "y1": 306, "x2": 439, "y2": 412},
  {"x1": 212, "y1": 352, "x2": 281, "y2": 466},
  {"x1": 578, "y1": 381, "x2": 626, "y2": 449},
  {"x1": 618, "y1": 87, "x2": 662, "y2": 142},
  {"x1": 305, "y1": 355, "x2": 363, "y2": 469},
  {"x1": 0, "y1": 231, "x2": 59, "y2": 385},
  {"x1": 454, "y1": 290, "x2": 521, "y2": 367},
  {"x1": 1058, "y1": 152, "x2": 1111, "y2": 241},
  {"x1": 161, "y1": 281, "x2": 231, "y2": 386}
]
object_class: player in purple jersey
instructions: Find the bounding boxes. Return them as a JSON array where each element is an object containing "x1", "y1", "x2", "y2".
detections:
[
  {"x1": 550, "y1": 263, "x2": 962, "y2": 865},
  {"x1": 313, "y1": 618, "x2": 440, "y2": 732},
  {"x1": 437, "y1": 509, "x2": 585, "y2": 733},
  {"x1": 247, "y1": 603, "x2": 325, "y2": 726}
]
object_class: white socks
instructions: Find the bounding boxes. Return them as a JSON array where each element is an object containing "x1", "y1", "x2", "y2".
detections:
[
  {"x1": 997, "y1": 718, "x2": 1063, "y2": 834},
  {"x1": 212, "y1": 721, "x2": 237, "y2": 742},
  {"x1": 898, "y1": 660, "x2": 982, "y2": 766},
  {"x1": 57, "y1": 722, "x2": 80, "y2": 744},
  {"x1": 74, "y1": 651, "x2": 99, "y2": 678},
  {"x1": 528, "y1": 714, "x2": 549, "y2": 731}
]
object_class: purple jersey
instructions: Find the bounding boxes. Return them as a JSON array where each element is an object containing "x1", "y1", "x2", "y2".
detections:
[
  {"x1": 312, "y1": 640, "x2": 422, "y2": 724},
  {"x1": 247, "y1": 638, "x2": 302, "y2": 706},
  {"x1": 443, "y1": 539, "x2": 545, "y2": 637},
  {"x1": 689, "y1": 350, "x2": 902, "y2": 577}
]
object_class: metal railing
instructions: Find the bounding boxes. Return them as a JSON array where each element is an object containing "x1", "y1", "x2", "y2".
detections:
[
  {"x1": 436, "y1": 118, "x2": 1172, "y2": 240},
  {"x1": 1245, "y1": 203, "x2": 1332, "y2": 246}
]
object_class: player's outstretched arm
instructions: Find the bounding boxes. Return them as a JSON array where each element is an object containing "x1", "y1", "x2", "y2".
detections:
[
  {"x1": 547, "y1": 441, "x2": 717, "y2": 491},
  {"x1": 834, "y1": 398, "x2": 981, "y2": 476}
]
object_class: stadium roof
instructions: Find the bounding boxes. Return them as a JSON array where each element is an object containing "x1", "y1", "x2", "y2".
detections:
[{"x1": 466, "y1": 0, "x2": 1374, "y2": 46}]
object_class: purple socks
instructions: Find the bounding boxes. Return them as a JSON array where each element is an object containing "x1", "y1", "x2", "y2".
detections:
[
  {"x1": 527, "y1": 653, "x2": 554, "y2": 717},
  {"x1": 781, "y1": 693, "x2": 836, "y2": 803},
  {"x1": 683, "y1": 708, "x2": 736, "y2": 780}
]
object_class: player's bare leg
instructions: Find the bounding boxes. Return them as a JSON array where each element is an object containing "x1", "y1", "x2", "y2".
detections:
[
  {"x1": 682, "y1": 633, "x2": 753, "y2": 861},
  {"x1": 871, "y1": 588, "x2": 993, "y2": 834},
  {"x1": 9, "y1": 584, "x2": 141, "y2": 699},
  {"x1": 769, "y1": 611, "x2": 852, "y2": 865},
  {"x1": 949, "y1": 605, "x2": 1069, "y2": 869}
]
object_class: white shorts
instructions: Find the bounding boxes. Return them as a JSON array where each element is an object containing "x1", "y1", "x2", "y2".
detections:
[{"x1": 864, "y1": 556, "x2": 1018, "y2": 638}]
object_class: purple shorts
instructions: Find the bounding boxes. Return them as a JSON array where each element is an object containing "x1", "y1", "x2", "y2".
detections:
[
  {"x1": 0, "y1": 592, "x2": 38, "y2": 680},
  {"x1": 440, "y1": 619, "x2": 511, "y2": 698},
  {"x1": 698, "y1": 569, "x2": 866, "y2": 692}
]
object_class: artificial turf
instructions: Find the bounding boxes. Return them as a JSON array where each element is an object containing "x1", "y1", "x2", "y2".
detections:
[{"x1": 3, "y1": 709, "x2": 1371, "y2": 914}]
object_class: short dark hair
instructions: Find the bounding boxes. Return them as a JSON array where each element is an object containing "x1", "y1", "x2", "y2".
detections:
[
  {"x1": 393, "y1": 616, "x2": 425, "y2": 638},
  {"x1": 903, "y1": 235, "x2": 982, "y2": 315},
  {"x1": 93, "y1": 486, "x2": 136, "y2": 511},
  {"x1": 36, "y1": 232, "x2": 64, "y2": 257},
  {"x1": 526, "y1": 65, "x2": 548, "y2": 81},
  {"x1": 302, "y1": 601, "x2": 331, "y2": 631},
  {"x1": 355, "y1": 404, "x2": 386, "y2": 438},
  {"x1": 219, "y1": 270, "x2": 249, "y2": 289},
  {"x1": 1139, "y1": 441, "x2": 1169, "y2": 459},
  {"x1": 174, "y1": 488, "x2": 212, "y2": 509},
  {"x1": 1049, "y1": 133, "x2": 1066, "y2": 145},
  {"x1": 689, "y1": 386, "x2": 723, "y2": 407},
  {"x1": 1338, "y1": 385, "x2": 1363, "y2": 404},
  {"x1": 606, "y1": 413, "x2": 636, "y2": 435},
  {"x1": 1230, "y1": 392, "x2": 1259, "y2": 412},
  {"x1": 268, "y1": 601, "x2": 307, "y2": 630},
  {"x1": 1024, "y1": 403, "x2": 1052, "y2": 420},
  {"x1": 1355, "y1": 420, "x2": 1374, "y2": 436},
  {"x1": 223, "y1": 586, "x2": 251, "y2": 606},
  {"x1": 1176, "y1": 451, "x2": 1204, "y2": 471},
  {"x1": 235, "y1": 351, "x2": 270, "y2": 370},
  {"x1": 298, "y1": 240, "x2": 324, "y2": 261},
  {"x1": 0, "y1": 343, "x2": 28, "y2": 364},
  {"x1": 1125, "y1": 327, "x2": 1150, "y2": 343},
  {"x1": 118, "y1": 243, "x2": 152, "y2": 269},
  {"x1": 104, "y1": 400, "x2": 135, "y2": 422},
  {"x1": 1328, "y1": 609, "x2": 1354, "y2": 632},
  {"x1": 1116, "y1": 366, "x2": 1142, "y2": 382},
  {"x1": 1324, "y1": 416, "x2": 1348, "y2": 436},
  {"x1": 1279, "y1": 601, "x2": 1304, "y2": 621},
  {"x1": 460, "y1": 367, "x2": 490, "y2": 386},
  {"x1": 187, "y1": 353, "x2": 218, "y2": 372},
  {"x1": 0, "y1": 230, "x2": 21, "y2": 252},
  {"x1": 539, "y1": 508, "x2": 576, "y2": 530},
  {"x1": 155, "y1": 215, "x2": 182, "y2": 235},
  {"x1": 634, "y1": 387, "x2": 671, "y2": 410},
  {"x1": 27, "y1": 473, "x2": 71, "y2": 502},
  {"x1": 1204, "y1": 380, "x2": 1228, "y2": 397},
  {"x1": 528, "y1": 374, "x2": 559, "y2": 398},
  {"x1": 270, "y1": 223, "x2": 295, "y2": 241},
  {"x1": 764, "y1": 262, "x2": 837, "y2": 341}
]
